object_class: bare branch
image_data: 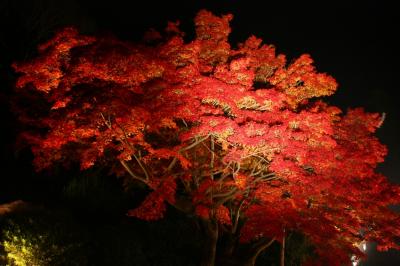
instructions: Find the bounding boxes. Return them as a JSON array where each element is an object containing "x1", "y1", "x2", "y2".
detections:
[
  {"x1": 210, "y1": 134, "x2": 215, "y2": 180},
  {"x1": 120, "y1": 160, "x2": 148, "y2": 184},
  {"x1": 180, "y1": 134, "x2": 210, "y2": 152},
  {"x1": 232, "y1": 199, "x2": 245, "y2": 234},
  {"x1": 132, "y1": 153, "x2": 150, "y2": 181}
]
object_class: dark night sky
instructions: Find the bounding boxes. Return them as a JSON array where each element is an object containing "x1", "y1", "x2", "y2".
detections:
[{"x1": 1, "y1": 0, "x2": 399, "y2": 265}]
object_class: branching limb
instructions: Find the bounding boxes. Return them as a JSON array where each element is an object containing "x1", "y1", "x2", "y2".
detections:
[
  {"x1": 120, "y1": 160, "x2": 148, "y2": 184},
  {"x1": 210, "y1": 134, "x2": 215, "y2": 180},
  {"x1": 132, "y1": 153, "x2": 150, "y2": 181},
  {"x1": 232, "y1": 198, "x2": 245, "y2": 234},
  {"x1": 252, "y1": 173, "x2": 279, "y2": 184},
  {"x1": 214, "y1": 188, "x2": 241, "y2": 206},
  {"x1": 212, "y1": 188, "x2": 238, "y2": 199},
  {"x1": 247, "y1": 237, "x2": 276, "y2": 265},
  {"x1": 164, "y1": 134, "x2": 210, "y2": 174},
  {"x1": 180, "y1": 134, "x2": 210, "y2": 152},
  {"x1": 166, "y1": 157, "x2": 178, "y2": 172},
  {"x1": 112, "y1": 118, "x2": 150, "y2": 181}
]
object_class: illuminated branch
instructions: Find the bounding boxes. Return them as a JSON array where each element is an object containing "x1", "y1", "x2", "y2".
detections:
[
  {"x1": 132, "y1": 154, "x2": 150, "y2": 181},
  {"x1": 248, "y1": 238, "x2": 277, "y2": 266},
  {"x1": 280, "y1": 228, "x2": 285, "y2": 266},
  {"x1": 215, "y1": 166, "x2": 233, "y2": 184},
  {"x1": 181, "y1": 118, "x2": 188, "y2": 128},
  {"x1": 117, "y1": 123, "x2": 150, "y2": 181},
  {"x1": 100, "y1": 112, "x2": 112, "y2": 128},
  {"x1": 232, "y1": 162, "x2": 241, "y2": 176},
  {"x1": 214, "y1": 188, "x2": 242, "y2": 206},
  {"x1": 166, "y1": 157, "x2": 178, "y2": 172},
  {"x1": 251, "y1": 164, "x2": 268, "y2": 177},
  {"x1": 100, "y1": 111, "x2": 150, "y2": 182},
  {"x1": 232, "y1": 199, "x2": 245, "y2": 234},
  {"x1": 180, "y1": 134, "x2": 210, "y2": 152},
  {"x1": 120, "y1": 160, "x2": 148, "y2": 184},
  {"x1": 213, "y1": 188, "x2": 238, "y2": 199},
  {"x1": 377, "y1": 112, "x2": 386, "y2": 128},
  {"x1": 210, "y1": 134, "x2": 215, "y2": 180},
  {"x1": 164, "y1": 135, "x2": 210, "y2": 174},
  {"x1": 252, "y1": 173, "x2": 279, "y2": 184}
]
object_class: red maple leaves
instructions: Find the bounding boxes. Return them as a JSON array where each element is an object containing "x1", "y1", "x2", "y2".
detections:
[
  {"x1": 128, "y1": 176, "x2": 176, "y2": 221},
  {"x1": 13, "y1": 10, "x2": 400, "y2": 265}
]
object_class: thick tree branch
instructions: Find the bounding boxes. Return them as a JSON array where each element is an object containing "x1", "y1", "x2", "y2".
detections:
[
  {"x1": 232, "y1": 198, "x2": 245, "y2": 234},
  {"x1": 246, "y1": 237, "x2": 276, "y2": 266}
]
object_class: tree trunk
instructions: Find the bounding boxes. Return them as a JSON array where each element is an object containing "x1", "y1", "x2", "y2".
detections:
[
  {"x1": 215, "y1": 233, "x2": 240, "y2": 266},
  {"x1": 240, "y1": 238, "x2": 275, "y2": 266},
  {"x1": 280, "y1": 234, "x2": 285, "y2": 266},
  {"x1": 200, "y1": 219, "x2": 219, "y2": 266}
]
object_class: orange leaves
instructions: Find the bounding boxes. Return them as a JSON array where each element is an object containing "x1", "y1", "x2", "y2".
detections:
[
  {"x1": 73, "y1": 128, "x2": 100, "y2": 139},
  {"x1": 80, "y1": 148, "x2": 99, "y2": 170},
  {"x1": 270, "y1": 54, "x2": 338, "y2": 107},
  {"x1": 51, "y1": 97, "x2": 72, "y2": 110},
  {"x1": 195, "y1": 202, "x2": 232, "y2": 226},
  {"x1": 69, "y1": 48, "x2": 165, "y2": 88},
  {"x1": 37, "y1": 27, "x2": 95, "y2": 53},
  {"x1": 159, "y1": 118, "x2": 178, "y2": 129},
  {"x1": 160, "y1": 36, "x2": 200, "y2": 80},
  {"x1": 159, "y1": 176, "x2": 177, "y2": 204},
  {"x1": 195, "y1": 205, "x2": 210, "y2": 219},
  {"x1": 216, "y1": 205, "x2": 232, "y2": 225},
  {"x1": 339, "y1": 108, "x2": 384, "y2": 134},
  {"x1": 214, "y1": 57, "x2": 255, "y2": 87},
  {"x1": 195, "y1": 10, "x2": 233, "y2": 71},
  {"x1": 145, "y1": 148, "x2": 192, "y2": 170},
  {"x1": 14, "y1": 58, "x2": 64, "y2": 93},
  {"x1": 233, "y1": 173, "x2": 248, "y2": 190},
  {"x1": 13, "y1": 27, "x2": 95, "y2": 93},
  {"x1": 195, "y1": 10, "x2": 233, "y2": 42},
  {"x1": 238, "y1": 35, "x2": 286, "y2": 85},
  {"x1": 223, "y1": 148, "x2": 243, "y2": 164},
  {"x1": 127, "y1": 176, "x2": 176, "y2": 221},
  {"x1": 127, "y1": 192, "x2": 167, "y2": 221}
]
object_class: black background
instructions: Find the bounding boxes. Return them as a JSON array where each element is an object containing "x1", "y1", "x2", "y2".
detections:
[{"x1": 1, "y1": 0, "x2": 399, "y2": 265}]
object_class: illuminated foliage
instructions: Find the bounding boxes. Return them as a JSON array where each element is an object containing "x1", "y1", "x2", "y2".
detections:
[{"x1": 13, "y1": 10, "x2": 400, "y2": 265}]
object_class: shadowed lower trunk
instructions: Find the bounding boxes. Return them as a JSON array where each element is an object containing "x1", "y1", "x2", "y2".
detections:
[
  {"x1": 241, "y1": 238, "x2": 276, "y2": 266},
  {"x1": 280, "y1": 234, "x2": 285, "y2": 266},
  {"x1": 200, "y1": 219, "x2": 219, "y2": 266},
  {"x1": 198, "y1": 216, "x2": 275, "y2": 266},
  {"x1": 215, "y1": 234, "x2": 276, "y2": 266}
]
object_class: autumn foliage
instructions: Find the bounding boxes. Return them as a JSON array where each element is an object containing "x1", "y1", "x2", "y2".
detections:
[{"x1": 13, "y1": 10, "x2": 400, "y2": 265}]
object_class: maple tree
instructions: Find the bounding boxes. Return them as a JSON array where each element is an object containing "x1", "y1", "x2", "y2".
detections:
[{"x1": 12, "y1": 10, "x2": 400, "y2": 266}]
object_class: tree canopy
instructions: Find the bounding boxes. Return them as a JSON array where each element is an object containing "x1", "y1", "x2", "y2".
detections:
[{"x1": 13, "y1": 10, "x2": 400, "y2": 265}]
